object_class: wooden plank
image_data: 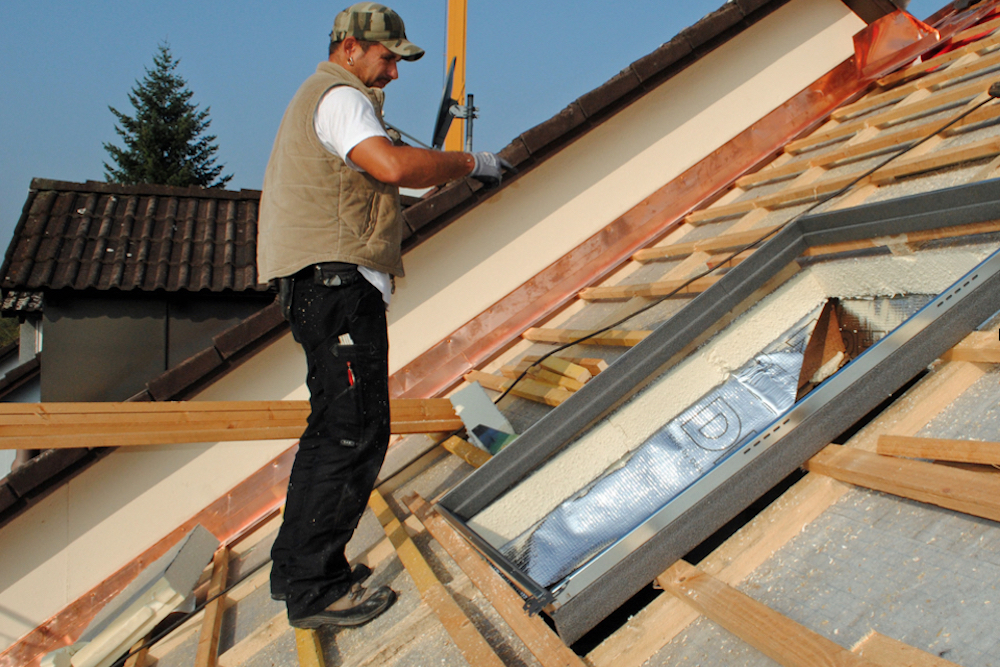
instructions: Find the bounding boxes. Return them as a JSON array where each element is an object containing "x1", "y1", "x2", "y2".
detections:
[
  {"x1": 633, "y1": 225, "x2": 782, "y2": 263},
  {"x1": 123, "y1": 637, "x2": 151, "y2": 667},
  {"x1": 952, "y1": 13, "x2": 1000, "y2": 43},
  {"x1": 940, "y1": 330, "x2": 1000, "y2": 363},
  {"x1": 406, "y1": 495, "x2": 586, "y2": 667},
  {"x1": 851, "y1": 631, "x2": 962, "y2": 667},
  {"x1": 801, "y1": 219, "x2": 1000, "y2": 258},
  {"x1": 441, "y1": 436, "x2": 492, "y2": 468},
  {"x1": 805, "y1": 444, "x2": 1000, "y2": 522},
  {"x1": 877, "y1": 435, "x2": 1000, "y2": 465},
  {"x1": 368, "y1": 489, "x2": 506, "y2": 667},
  {"x1": 0, "y1": 398, "x2": 456, "y2": 420},
  {"x1": 522, "y1": 327, "x2": 652, "y2": 347},
  {"x1": 294, "y1": 628, "x2": 327, "y2": 667},
  {"x1": 522, "y1": 355, "x2": 607, "y2": 377},
  {"x1": 658, "y1": 561, "x2": 873, "y2": 667},
  {"x1": 536, "y1": 356, "x2": 592, "y2": 384},
  {"x1": 871, "y1": 133, "x2": 1000, "y2": 183},
  {"x1": 465, "y1": 370, "x2": 574, "y2": 407},
  {"x1": 195, "y1": 548, "x2": 230, "y2": 667},
  {"x1": 500, "y1": 364, "x2": 585, "y2": 392},
  {"x1": 217, "y1": 613, "x2": 289, "y2": 667},
  {"x1": 578, "y1": 274, "x2": 722, "y2": 301}
]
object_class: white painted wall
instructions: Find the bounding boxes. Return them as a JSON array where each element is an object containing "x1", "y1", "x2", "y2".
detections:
[
  {"x1": 0, "y1": 0, "x2": 865, "y2": 651},
  {"x1": 387, "y1": 0, "x2": 864, "y2": 370}
]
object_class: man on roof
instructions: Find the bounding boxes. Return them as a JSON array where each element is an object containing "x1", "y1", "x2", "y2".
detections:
[{"x1": 257, "y1": 2, "x2": 511, "y2": 630}]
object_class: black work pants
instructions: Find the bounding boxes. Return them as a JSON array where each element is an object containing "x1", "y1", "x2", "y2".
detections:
[{"x1": 270, "y1": 272, "x2": 390, "y2": 620}]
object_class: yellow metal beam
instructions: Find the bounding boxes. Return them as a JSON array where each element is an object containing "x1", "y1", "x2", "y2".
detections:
[{"x1": 445, "y1": 0, "x2": 467, "y2": 151}]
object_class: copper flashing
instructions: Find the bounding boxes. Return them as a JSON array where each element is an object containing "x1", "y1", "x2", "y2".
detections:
[
  {"x1": 0, "y1": 447, "x2": 294, "y2": 667},
  {"x1": 389, "y1": 56, "x2": 868, "y2": 400},
  {"x1": 854, "y1": 11, "x2": 940, "y2": 80}
]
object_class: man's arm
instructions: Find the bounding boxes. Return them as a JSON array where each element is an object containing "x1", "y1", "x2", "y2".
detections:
[{"x1": 349, "y1": 137, "x2": 475, "y2": 188}]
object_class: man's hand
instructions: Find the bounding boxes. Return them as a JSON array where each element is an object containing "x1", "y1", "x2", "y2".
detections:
[{"x1": 470, "y1": 152, "x2": 515, "y2": 188}]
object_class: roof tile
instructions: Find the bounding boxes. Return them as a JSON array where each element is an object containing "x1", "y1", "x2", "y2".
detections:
[
  {"x1": 403, "y1": 179, "x2": 476, "y2": 234},
  {"x1": 146, "y1": 347, "x2": 225, "y2": 401},
  {"x1": 630, "y1": 37, "x2": 693, "y2": 83},
  {"x1": 681, "y1": 3, "x2": 747, "y2": 51},
  {"x1": 577, "y1": 68, "x2": 643, "y2": 119},
  {"x1": 6, "y1": 448, "x2": 91, "y2": 498},
  {"x1": 519, "y1": 102, "x2": 589, "y2": 155},
  {"x1": 213, "y1": 301, "x2": 285, "y2": 359},
  {"x1": 0, "y1": 181, "x2": 266, "y2": 296},
  {"x1": 0, "y1": 483, "x2": 18, "y2": 517}
]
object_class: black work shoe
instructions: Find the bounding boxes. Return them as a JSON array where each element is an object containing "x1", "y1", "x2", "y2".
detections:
[
  {"x1": 288, "y1": 585, "x2": 397, "y2": 629},
  {"x1": 271, "y1": 563, "x2": 372, "y2": 602}
]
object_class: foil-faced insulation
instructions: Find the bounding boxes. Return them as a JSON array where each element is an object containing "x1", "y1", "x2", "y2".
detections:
[{"x1": 501, "y1": 296, "x2": 930, "y2": 589}]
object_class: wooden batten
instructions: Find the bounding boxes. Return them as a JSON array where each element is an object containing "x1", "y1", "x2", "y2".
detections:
[
  {"x1": 659, "y1": 561, "x2": 873, "y2": 667},
  {"x1": 368, "y1": 489, "x2": 506, "y2": 667},
  {"x1": 806, "y1": 444, "x2": 1000, "y2": 522},
  {"x1": 406, "y1": 494, "x2": 586, "y2": 667},
  {"x1": 522, "y1": 327, "x2": 652, "y2": 347},
  {"x1": 877, "y1": 435, "x2": 1000, "y2": 465}
]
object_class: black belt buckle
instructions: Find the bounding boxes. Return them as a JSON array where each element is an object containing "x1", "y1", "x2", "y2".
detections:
[{"x1": 314, "y1": 262, "x2": 359, "y2": 288}]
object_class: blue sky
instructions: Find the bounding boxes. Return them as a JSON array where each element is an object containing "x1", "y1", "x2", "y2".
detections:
[{"x1": 0, "y1": 1, "x2": 944, "y2": 252}]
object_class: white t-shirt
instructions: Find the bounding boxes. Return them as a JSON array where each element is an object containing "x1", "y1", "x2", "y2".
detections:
[{"x1": 314, "y1": 86, "x2": 394, "y2": 306}]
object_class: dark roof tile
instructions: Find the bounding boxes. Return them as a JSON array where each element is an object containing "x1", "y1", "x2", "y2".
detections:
[
  {"x1": 0, "y1": 356, "x2": 40, "y2": 399},
  {"x1": 6, "y1": 447, "x2": 91, "y2": 498},
  {"x1": 0, "y1": 181, "x2": 266, "y2": 296},
  {"x1": 519, "y1": 102, "x2": 588, "y2": 155},
  {"x1": 0, "y1": 483, "x2": 19, "y2": 517},
  {"x1": 681, "y1": 3, "x2": 747, "y2": 51},
  {"x1": 630, "y1": 37, "x2": 693, "y2": 83},
  {"x1": 213, "y1": 301, "x2": 286, "y2": 359},
  {"x1": 498, "y1": 137, "x2": 532, "y2": 169},
  {"x1": 403, "y1": 179, "x2": 476, "y2": 234},
  {"x1": 577, "y1": 69, "x2": 643, "y2": 118},
  {"x1": 146, "y1": 347, "x2": 224, "y2": 401}
]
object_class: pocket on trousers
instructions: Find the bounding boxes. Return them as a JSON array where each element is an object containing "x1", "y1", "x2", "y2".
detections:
[{"x1": 328, "y1": 342, "x2": 364, "y2": 447}]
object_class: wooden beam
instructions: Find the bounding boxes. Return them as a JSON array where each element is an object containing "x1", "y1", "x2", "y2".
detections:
[
  {"x1": 522, "y1": 327, "x2": 651, "y2": 347},
  {"x1": 578, "y1": 274, "x2": 722, "y2": 301},
  {"x1": 368, "y1": 489, "x2": 506, "y2": 667},
  {"x1": 195, "y1": 547, "x2": 230, "y2": 667},
  {"x1": 406, "y1": 495, "x2": 586, "y2": 667},
  {"x1": 877, "y1": 435, "x2": 1000, "y2": 466},
  {"x1": 870, "y1": 133, "x2": 1000, "y2": 184},
  {"x1": 801, "y1": 219, "x2": 1000, "y2": 258},
  {"x1": 633, "y1": 225, "x2": 782, "y2": 263},
  {"x1": 0, "y1": 399, "x2": 464, "y2": 449},
  {"x1": 500, "y1": 364, "x2": 585, "y2": 392},
  {"x1": 294, "y1": 628, "x2": 327, "y2": 667},
  {"x1": 441, "y1": 436, "x2": 492, "y2": 468},
  {"x1": 940, "y1": 330, "x2": 1000, "y2": 363},
  {"x1": 851, "y1": 631, "x2": 962, "y2": 667},
  {"x1": 658, "y1": 561, "x2": 873, "y2": 667},
  {"x1": 464, "y1": 370, "x2": 573, "y2": 407},
  {"x1": 522, "y1": 355, "x2": 608, "y2": 377},
  {"x1": 123, "y1": 637, "x2": 151, "y2": 667},
  {"x1": 805, "y1": 444, "x2": 1000, "y2": 522}
]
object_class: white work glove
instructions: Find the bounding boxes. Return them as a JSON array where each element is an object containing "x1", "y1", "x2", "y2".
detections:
[{"x1": 470, "y1": 152, "x2": 515, "y2": 188}]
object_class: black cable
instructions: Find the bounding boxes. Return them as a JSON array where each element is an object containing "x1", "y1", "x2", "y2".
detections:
[{"x1": 493, "y1": 91, "x2": 999, "y2": 405}]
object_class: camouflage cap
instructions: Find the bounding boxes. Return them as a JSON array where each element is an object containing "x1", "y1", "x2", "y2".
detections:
[{"x1": 331, "y1": 2, "x2": 425, "y2": 62}]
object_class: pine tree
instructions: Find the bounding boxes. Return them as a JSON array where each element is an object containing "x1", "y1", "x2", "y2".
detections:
[{"x1": 104, "y1": 43, "x2": 232, "y2": 188}]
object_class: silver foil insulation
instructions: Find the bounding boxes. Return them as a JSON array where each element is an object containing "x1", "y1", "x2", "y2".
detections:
[{"x1": 500, "y1": 295, "x2": 931, "y2": 589}]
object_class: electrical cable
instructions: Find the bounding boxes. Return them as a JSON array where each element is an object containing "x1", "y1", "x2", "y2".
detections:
[{"x1": 104, "y1": 85, "x2": 1000, "y2": 667}]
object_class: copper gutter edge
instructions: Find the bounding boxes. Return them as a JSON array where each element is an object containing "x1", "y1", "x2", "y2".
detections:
[
  {"x1": 388, "y1": 56, "x2": 868, "y2": 401},
  {"x1": 0, "y1": 447, "x2": 295, "y2": 667}
]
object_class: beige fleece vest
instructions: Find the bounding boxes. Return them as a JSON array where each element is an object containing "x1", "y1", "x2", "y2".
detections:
[{"x1": 257, "y1": 62, "x2": 404, "y2": 282}]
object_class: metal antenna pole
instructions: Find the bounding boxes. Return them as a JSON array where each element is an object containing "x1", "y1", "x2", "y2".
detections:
[{"x1": 465, "y1": 94, "x2": 475, "y2": 152}]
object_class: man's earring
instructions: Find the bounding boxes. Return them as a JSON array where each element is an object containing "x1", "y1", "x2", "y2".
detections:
[{"x1": 347, "y1": 56, "x2": 354, "y2": 66}]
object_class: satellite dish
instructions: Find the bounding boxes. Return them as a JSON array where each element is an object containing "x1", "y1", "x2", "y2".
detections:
[{"x1": 432, "y1": 58, "x2": 458, "y2": 150}]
